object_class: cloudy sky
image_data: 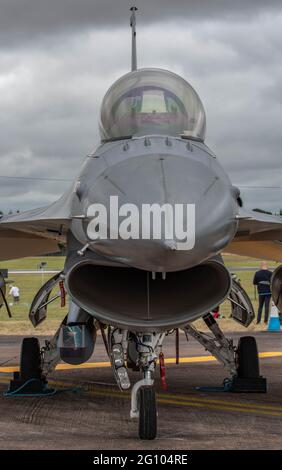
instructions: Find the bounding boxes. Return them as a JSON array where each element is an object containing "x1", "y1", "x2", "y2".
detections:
[{"x1": 0, "y1": 0, "x2": 282, "y2": 213}]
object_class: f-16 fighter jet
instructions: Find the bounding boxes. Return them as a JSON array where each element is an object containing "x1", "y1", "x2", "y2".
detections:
[{"x1": 0, "y1": 7, "x2": 282, "y2": 439}]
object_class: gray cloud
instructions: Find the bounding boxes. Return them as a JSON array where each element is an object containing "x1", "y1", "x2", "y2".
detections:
[
  {"x1": 0, "y1": 3, "x2": 282, "y2": 213},
  {"x1": 1, "y1": 0, "x2": 282, "y2": 47}
]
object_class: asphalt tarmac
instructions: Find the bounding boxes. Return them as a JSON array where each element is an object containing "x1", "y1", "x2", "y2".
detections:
[{"x1": 0, "y1": 331, "x2": 281, "y2": 450}]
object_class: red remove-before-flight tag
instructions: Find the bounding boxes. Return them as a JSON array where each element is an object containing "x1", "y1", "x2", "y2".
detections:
[{"x1": 159, "y1": 352, "x2": 168, "y2": 391}]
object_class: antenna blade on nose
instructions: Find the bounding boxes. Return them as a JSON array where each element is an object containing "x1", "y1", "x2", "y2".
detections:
[{"x1": 130, "y1": 6, "x2": 138, "y2": 71}]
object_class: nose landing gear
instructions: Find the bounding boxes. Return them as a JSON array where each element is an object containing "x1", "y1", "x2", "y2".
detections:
[
  {"x1": 129, "y1": 333, "x2": 164, "y2": 440},
  {"x1": 109, "y1": 329, "x2": 164, "y2": 440}
]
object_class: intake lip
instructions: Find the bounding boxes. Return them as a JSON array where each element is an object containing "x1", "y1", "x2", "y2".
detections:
[{"x1": 65, "y1": 259, "x2": 231, "y2": 332}]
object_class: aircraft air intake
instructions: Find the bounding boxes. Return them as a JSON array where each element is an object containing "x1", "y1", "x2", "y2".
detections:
[
  {"x1": 65, "y1": 259, "x2": 231, "y2": 332},
  {"x1": 271, "y1": 265, "x2": 282, "y2": 312}
]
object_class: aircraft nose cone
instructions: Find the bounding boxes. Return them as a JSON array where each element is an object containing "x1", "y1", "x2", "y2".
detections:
[{"x1": 80, "y1": 153, "x2": 237, "y2": 271}]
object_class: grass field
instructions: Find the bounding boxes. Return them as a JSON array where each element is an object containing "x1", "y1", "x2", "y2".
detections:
[
  {"x1": 0, "y1": 254, "x2": 279, "y2": 335},
  {"x1": 0, "y1": 256, "x2": 67, "y2": 335}
]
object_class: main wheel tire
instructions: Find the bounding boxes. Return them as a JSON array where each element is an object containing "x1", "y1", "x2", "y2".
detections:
[
  {"x1": 20, "y1": 337, "x2": 42, "y2": 381},
  {"x1": 138, "y1": 386, "x2": 157, "y2": 440},
  {"x1": 237, "y1": 336, "x2": 260, "y2": 378}
]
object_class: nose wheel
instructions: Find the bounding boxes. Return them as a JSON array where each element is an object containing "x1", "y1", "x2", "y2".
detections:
[{"x1": 138, "y1": 386, "x2": 157, "y2": 440}]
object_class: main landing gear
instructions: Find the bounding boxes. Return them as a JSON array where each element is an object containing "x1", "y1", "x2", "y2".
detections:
[
  {"x1": 233, "y1": 335, "x2": 267, "y2": 392},
  {"x1": 7, "y1": 321, "x2": 63, "y2": 396},
  {"x1": 6, "y1": 314, "x2": 266, "y2": 438},
  {"x1": 7, "y1": 337, "x2": 50, "y2": 395},
  {"x1": 184, "y1": 313, "x2": 267, "y2": 392}
]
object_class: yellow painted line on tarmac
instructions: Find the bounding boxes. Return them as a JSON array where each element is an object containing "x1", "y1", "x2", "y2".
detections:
[
  {"x1": 70, "y1": 388, "x2": 282, "y2": 418},
  {"x1": 0, "y1": 361, "x2": 111, "y2": 373},
  {"x1": 156, "y1": 398, "x2": 282, "y2": 418},
  {"x1": 0, "y1": 376, "x2": 282, "y2": 418},
  {"x1": 46, "y1": 378, "x2": 282, "y2": 413},
  {"x1": 165, "y1": 356, "x2": 216, "y2": 364},
  {"x1": 0, "y1": 373, "x2": 281, "y2": 413},
  {"x1": 259, "y1": 352, "x2": 282, "y2": 358},
  {"x1": 74, "y1": 385, "x2": 282, "y2": 413},
  {"x1": 155, "y1": 392, "x2": 282, "y2": 412},
  {"x1": 82, "y1": 388, "x2": 282, "y2": 417},
  {"x1": 0, "y1": 351, "x2": 281, "y2": 373}
]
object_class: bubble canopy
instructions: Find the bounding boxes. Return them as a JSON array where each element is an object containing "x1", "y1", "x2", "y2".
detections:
[{"x1": 99, "y1": 68, "x2": 206, "y2": 141}]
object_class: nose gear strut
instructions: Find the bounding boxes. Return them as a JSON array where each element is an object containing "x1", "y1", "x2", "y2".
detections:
[{"x1": 108, "y1": 329, "x2": 165, "y2": 439}]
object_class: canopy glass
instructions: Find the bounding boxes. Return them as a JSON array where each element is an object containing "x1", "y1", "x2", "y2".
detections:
[{"x1": 100, "y1": 68, "x2": 206, "y2": 141}]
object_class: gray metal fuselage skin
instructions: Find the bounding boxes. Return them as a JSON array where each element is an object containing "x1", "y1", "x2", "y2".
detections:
[
  {"x1": 62, "y1": 134, "x2": 240, "y2": 331},
  {"x1": 70, "y1": 135, "x2": 239, "y2": 273}
]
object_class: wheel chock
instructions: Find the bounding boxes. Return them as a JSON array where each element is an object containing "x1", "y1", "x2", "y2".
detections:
[{"x1": 5, "y1": 372, "x2": 55, "y2": 397}]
